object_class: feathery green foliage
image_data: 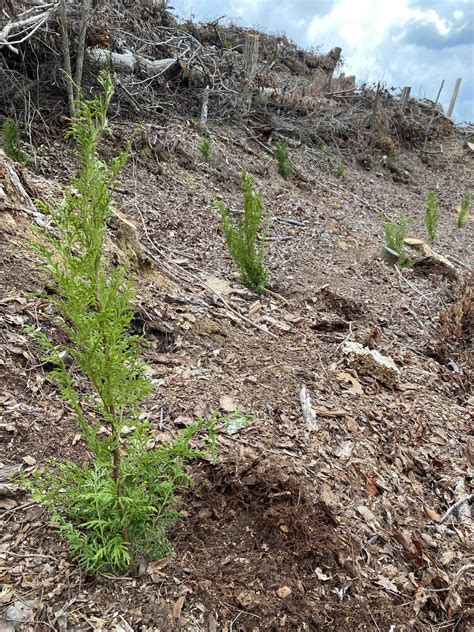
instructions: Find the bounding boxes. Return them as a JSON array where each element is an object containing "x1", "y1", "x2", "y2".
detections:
[
  {"x1": 26, "y1": 70, "x2": 216, "y2": 575},
  {"x1": 424, "y1": 191, "x2": 439, "y2": 245},
  {"x1": 335, "y1": 160, "x2": 345, "y2": 179},
  {"x1": 2, "y1": 118, "x2": 29, "y2": 165},
  {"x1": 199, "y1": 137, "x2": 212, "y2": 163},
  {"x1": 457, "y1": 192, "x2": 470, "y2": 229},
  {"x1": 384, "y1": 214, "x2": 411, "y2": 267},
  {"x1": 217, "y1": 167, "x2": 269, "y2": 294},
  {"x1": 274, "y1": 139, "x2": 291, "y2": 179}
]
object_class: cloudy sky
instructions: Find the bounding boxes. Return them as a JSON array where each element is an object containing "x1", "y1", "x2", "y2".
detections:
[{"x1": 173, "y1": 0, "x2": 473, "y2": 122}]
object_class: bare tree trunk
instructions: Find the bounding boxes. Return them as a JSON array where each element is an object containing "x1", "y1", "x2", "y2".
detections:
[
  {"x1": 59, "y1": 0, "x2": 75, "y2": 117},
  {"x1": 75, "y1": 0, "x2": 91, "y2": 88}
]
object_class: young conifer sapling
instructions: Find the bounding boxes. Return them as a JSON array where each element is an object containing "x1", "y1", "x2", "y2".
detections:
[{"x1": 27, "y1": 71, "x2": 215, "y2": 575}]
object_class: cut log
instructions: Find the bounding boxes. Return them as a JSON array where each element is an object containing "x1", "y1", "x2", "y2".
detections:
[{"x1": 86, "y1": 48, "x2": 183, "y2": 80}]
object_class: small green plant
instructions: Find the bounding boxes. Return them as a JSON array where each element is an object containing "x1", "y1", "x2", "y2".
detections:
[
  {"x1": 425, "y1": 191, "x2": 439, "y2": 245},
  {"x1": 384, "y1": 214, "x2": 411, "y2": 267},
  {"x1": 457, "y1": 192, "x2": 471, "y2": 228},
  {"x1": 274, "y1": 139, "x2": 291, "y2": 179},
  {"x1": 216, "y1": 167, "x2": 269, "y2": 294},
  {"x1": 335, "y1": 160, "x2": 345, "y2": 179},
  {"x1": 1, "y1": 118, "x2": 28, "y2": 165},
  {"x1": 199, "y1": 137, "x2": 212, "y2": 163},
  {"x1": 26, "y1": 71, "x2": 215, "y2": 575}
]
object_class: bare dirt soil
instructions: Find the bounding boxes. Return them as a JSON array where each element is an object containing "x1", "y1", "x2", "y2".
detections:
[{"x1": 0, "y1": 120, "x2": 473, "y2": 632}]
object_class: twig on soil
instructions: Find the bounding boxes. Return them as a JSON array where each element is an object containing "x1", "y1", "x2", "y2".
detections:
[
  {"x1": 262, "y1": 287, "x2": 288, "y2": 305},
  {"x1": 336, "y1": 321, "x2": 353, "y2": 350},
  {"x1": 274, "y1": 217, "x2": 307, "y2": 227},
  {"x1": 440, "y1": 490, "x2": 473, "y2": 525},
  {"x1": 7, "y1": 550, "x2": 58, "y2": 561},
  {"x1": 394, "y1": 265, "x2": 428, "y2": 299},
  {"x1": 404, "y1": 306, "x2": 425, "y2": 329},
  {"x1": 133, "y1": 202, "x2": 278, "y2": 338},
  {"x1": 310, "y1": 175, "x2": 391, "y2": 221}
]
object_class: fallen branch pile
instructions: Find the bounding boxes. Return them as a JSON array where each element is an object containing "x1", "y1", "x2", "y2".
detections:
[{"x1": 0, "y1": 1, "x2": 455, "y2": 156}]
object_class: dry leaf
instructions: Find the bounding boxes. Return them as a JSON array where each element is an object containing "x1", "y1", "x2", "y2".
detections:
[
  {"x1": 425, "y1": 507, "x2": 441, "y2": 523},
  {"x1": 376, "y1": 578, "x2": 399, "y2": 593},
  {"x1": 276, "y1": 586, "x2": 292, "y2": 598},
  {"x1": 320, "y1": 483, "x2": 339, "y2": 509},
  {"x1": 0, "y1": 499, "x2": 17, "y2": 510},
  {"x1": 334, "y1": 441, "x2": 354, "y2": 460},
  {"x1": 365, "y1": 476, "x2": 378, "y2": 497},
  {"x1": 22, "y1": 456, "x2": 36, "y2": 466},
  {"x1": 219, "y1": 395, "x2": 237, "y2": 413},
  {"x1": 337, "y1": 372, "x2": 364, "y2": 396},
  {"x1": 172, "y1": 595, "x2": 185, "y2": 620},
  {"x1": 0, "y1": 589, "x2": 13, "y2": 605},
  {"x1": 345, "y1": 416, "x2": 358, "y2": 433}
]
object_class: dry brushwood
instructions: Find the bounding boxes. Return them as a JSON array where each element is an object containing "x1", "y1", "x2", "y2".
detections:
[{"x1": 0, "y1": 1, "x2": 454, "y2": 159}]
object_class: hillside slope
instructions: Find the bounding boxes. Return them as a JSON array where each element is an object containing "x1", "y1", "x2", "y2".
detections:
[{"x1": 0, "y1": 10, "x2": 473, "y2": 630}]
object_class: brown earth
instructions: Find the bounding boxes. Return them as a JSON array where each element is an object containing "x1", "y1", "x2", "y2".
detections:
[{"x1": 0, "y1": 118, "x2": 473, "y2": 631}]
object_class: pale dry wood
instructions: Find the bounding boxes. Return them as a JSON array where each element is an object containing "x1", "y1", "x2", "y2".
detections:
[
  {"x1": 74, "y1": 0, "x2": 91, "y2": 88},
  {"x1": 299, "y1": 386, "x2": 318, "y2": 430},
  {"x1": 59, "y1": 0, "x2": 75, "y2": 117}
]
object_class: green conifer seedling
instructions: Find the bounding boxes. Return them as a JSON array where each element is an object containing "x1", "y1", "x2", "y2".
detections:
[
  {"x1": 199, "y1": 137, "x2": 212, "y2": 163},
  {"x1": 457, "y1": 192, "x2": 470, "y2": 229},
  {"x1": 2, "y1": 118, "x2": 29, "y2": 165},
  {"x1": 383, "y1": 214, "x2": 411, "y2": 267},
  {"x1": 274, "y1": 139, "x2": 291, "y2": 179},
  {"x1": 26, "y1": 71, "x2": 215, "y2": 575},
  {"x1": 217, "y1": 167, "x2": 269, "y2": 294},
  {"x1": 424, "y1": 191, "x2": 439, "y2": 245}
]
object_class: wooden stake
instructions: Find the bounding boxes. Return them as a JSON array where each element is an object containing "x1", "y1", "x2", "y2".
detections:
[
  {"x1": 241, "y1": 33, "x2": 259, "y2": 116},
  {"x1": 326, "y1": 46, "x2": 342, "y2": 92},
  {"x1": 200, "y1": 84, "x2": 209, "y2": 125},
  {"x1": 400, "y1": 86, "x2": 411, "y2": 109},
  {"x1": 368, "y1": 81, "x2": 381, "y2": 129},
  {"x1": 75, "y1": 0, "x2": 91, "y2": 88},
  {"x1": 447, "y1": 78, "x2": 461, "y2": 119}
]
